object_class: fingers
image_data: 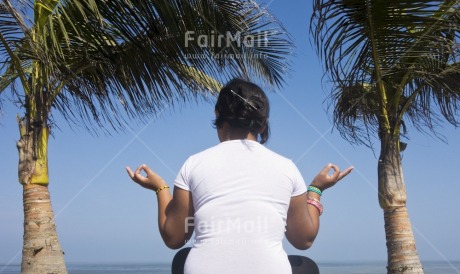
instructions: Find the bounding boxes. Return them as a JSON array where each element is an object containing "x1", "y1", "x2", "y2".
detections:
[
  {"x1": 323, "y1": 163, "x2": 354, "y2": 183},
  {"x1": 135, "y1": 165, "x2": 144, "y2": 175},
  {"x1": 337, "y1": 166, "x2": 354, "y2": 181},
  {"x1": 321, "y1": 163, "x2": 340, "y2": 181},
  {"x1": 126, "y1": 164, "x2": 149, "y2": 184},
  {"x1": 321, "y1": 163, "x2": 334, "y2": 174},
  {"x1": 140, "y1": 164, "x2": 155, "y2": 177},
  {"x1": 313, "y1": 163, "x2": 354, "y2": 192},
  {"x1": 328, "y1": 163, "x2": 341, "y2": 181},
  {"x1": 126, "y1": 166, "x2": 134, "y2": 179}
]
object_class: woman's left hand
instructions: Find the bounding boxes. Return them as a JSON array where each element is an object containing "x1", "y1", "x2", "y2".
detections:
[
  {"x1": 311, "y1": 163, "x2": 353, "y2": 191},
  {"x1": 126, "y1": 164, "x2": 166, "y2": 191}
]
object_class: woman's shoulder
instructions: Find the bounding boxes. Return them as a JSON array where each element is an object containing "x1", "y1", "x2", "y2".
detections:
[{"x1": 187, "y1": 139, "x2": 295, "y2": 167}]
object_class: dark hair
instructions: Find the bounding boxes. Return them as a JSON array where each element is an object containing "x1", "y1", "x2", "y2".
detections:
[{"x1": 213, "y1": 78, "x2": 270, "y2": 144}]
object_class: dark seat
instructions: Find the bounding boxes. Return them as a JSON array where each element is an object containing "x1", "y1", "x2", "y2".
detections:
[
  {"x1": 288, "y1": 254, "x2": 320, "y2": 274},
  {"x1": 171, "y1": 247, "x2": 192, "y2": 274}
]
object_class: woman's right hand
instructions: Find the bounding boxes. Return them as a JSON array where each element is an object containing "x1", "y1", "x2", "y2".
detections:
[
  {"x1": 311, "y1": 163, "x2": 353, "y2": 191},
  {"x1": 126, "y1": 164, "x2": 166, "y2": 191}
]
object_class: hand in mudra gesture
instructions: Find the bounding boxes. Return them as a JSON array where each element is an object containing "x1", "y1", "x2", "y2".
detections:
[
  {"x1": 126, "y1": 164, "x2": 166, "y2": 191},
  {"x1": 311, "y1": 163, "x2": 353, "y2": 191}
]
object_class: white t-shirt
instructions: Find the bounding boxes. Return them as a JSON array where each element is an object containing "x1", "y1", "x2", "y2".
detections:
[{"x1": 175, "y1": 139, "x2": 307, "y2": 274}]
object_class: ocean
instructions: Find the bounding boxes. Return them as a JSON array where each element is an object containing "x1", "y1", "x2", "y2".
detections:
[{"x1": 1, "y1": 261, "x2": 459, "y2": 273}]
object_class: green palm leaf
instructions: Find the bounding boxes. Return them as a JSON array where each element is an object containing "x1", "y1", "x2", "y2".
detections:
[
  {"x1": 1, "y1": 0, "x2": 292, "y2": 132},
  {"x1": 311, "y1": 0, "x2": 460, "y2": 145},
  {"x1": 311, "y1": 1, "x2": 460, "y2": 272}
]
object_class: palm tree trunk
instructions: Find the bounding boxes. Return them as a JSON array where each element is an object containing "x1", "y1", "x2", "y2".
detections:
[
  {"x1": 378, "y1": 134, "x2": 423, "y2": 274},
  {"x1": 17, "y1": 117, "x2": 67, "y2": 274},
  {"x1": 384, "y1": 207, "x2": 423, "y2": 273},
  {"x1": 21, "y1": 184, "x2": 67, "y2": 274}
]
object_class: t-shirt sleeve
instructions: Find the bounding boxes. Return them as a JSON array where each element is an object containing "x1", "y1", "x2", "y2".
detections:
[
  {"x1": 289, "y1": 160, "x2": 307, "y2": 197},
  {"x1": 174, "y1": 157, "x2": 192, "y2": 191}
]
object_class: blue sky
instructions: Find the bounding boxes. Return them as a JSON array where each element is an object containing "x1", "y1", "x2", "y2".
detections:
[{"x1": 1, "y1": 0, "x2": 460, "y2": 268}]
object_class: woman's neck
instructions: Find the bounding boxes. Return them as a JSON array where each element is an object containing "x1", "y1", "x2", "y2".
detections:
[{"x1": 218, "y1": 123, "x2": 257, "y2": 142}]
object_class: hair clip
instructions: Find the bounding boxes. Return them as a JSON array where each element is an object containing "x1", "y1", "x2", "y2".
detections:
[{"x1": 230, "y1": 89, "x2": 258, "y2": 110}]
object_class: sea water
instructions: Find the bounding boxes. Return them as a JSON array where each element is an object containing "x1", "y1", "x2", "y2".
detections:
[
  {"x1": 319, "y1": 261, "x2": 460, "y2": 274},
  {"x1": 1, "y1": 261, "x2": 459, "y2": 273}
]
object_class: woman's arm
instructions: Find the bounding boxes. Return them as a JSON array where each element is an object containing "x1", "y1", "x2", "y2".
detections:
[
  {"x1": 286, "y1": 192, "x2": 319, "y2": 249},
  {"x1": 285, "y1": 163, "x2": 353, "y2": 250},
  {"x1": 126, "y1": 164, "x2": 194, "y2": 249}
]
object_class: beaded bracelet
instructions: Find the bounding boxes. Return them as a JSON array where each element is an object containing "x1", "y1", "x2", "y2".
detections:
[
  {"x1": 307, "y1": 185, "x2": 322, "y2": 196},
  {"x1": 307, "y1": 198, "x2": 323, "y2": 216},
  {"x1": 156, "y1": 185, "x2": 170, "y2": 194}
]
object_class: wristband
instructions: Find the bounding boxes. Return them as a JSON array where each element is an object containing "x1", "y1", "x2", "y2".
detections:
[
  {"x1": 155, "y1": 185, "x2": 169, "y2": 194},
  {"x1": 307, "y1": 198, "x2": 323, "y2": 216},
  {"x1": 307, "y1": 185, "x2": 322, "y2": 196}
]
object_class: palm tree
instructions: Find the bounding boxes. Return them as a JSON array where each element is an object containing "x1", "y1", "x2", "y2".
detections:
[
  {"x1": 0, "y1": 0, "x2": 292, "y2": 273},
  {"x1": 310, "y1": 0, "x2": 460, "y2": 273}
]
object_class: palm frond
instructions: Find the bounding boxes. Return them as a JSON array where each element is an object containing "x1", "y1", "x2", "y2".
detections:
[
  {"x1": 0, "y1": 2, "x2": 29, "y2": 92},
  {"x1": 311, "y1": 0, "x2": 460, "y2": 145},
  {"x1": 1, "y1": 0, "x2": 292, "y2": 133},
  {"x1": 330, "y1": 82, "x2": 380, "y2": 145}
]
